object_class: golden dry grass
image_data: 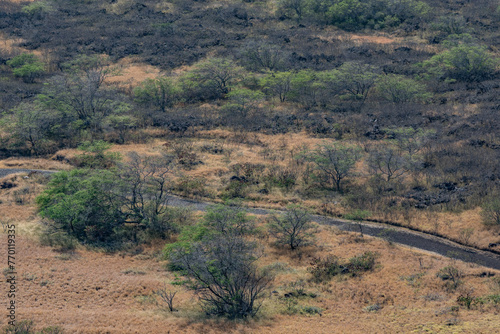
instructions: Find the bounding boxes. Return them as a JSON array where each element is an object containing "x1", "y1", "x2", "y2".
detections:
[
  {"x1": 0, "y1": 171, "x2": 499, "y2": 333},
  {"x1": 0, "y1": 157, "x2": 71, "y2": 171},
  {"x1": 105, "y1": 57, "x2": 162, "y2": 89},
  {"x1": 0, "y1": 32, "x2": 42, "y2": 57},
  {"x1": 1, "y1": 207, "x2": 499, "y2": 333}
]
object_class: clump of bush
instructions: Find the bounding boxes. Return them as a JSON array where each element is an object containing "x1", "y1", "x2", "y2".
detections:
[
  {"x1": 481, "y1": 197, "x2": 500, "y2": 226},
  {"x1": 309, "y1": 251, "x2": 378, "y2": 282},
  {"x1": 36, "y1": 153, "x2": 178, "y2": 248},
  {"x1": 436, "y1": 265, "x2": 463, "y2": 291}
]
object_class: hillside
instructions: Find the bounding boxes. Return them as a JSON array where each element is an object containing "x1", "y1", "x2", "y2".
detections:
[{"x1": 1, "y1": 0, "x2": 500, "y2": 333}]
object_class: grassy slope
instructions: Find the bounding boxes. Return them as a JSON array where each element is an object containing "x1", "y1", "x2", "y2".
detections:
[
  {"x1": 1, "y1": 0, "x2": 500, "y2": 332},
  {"x1": 1, "y1": 172, "x2": 500, "y2": 333}
]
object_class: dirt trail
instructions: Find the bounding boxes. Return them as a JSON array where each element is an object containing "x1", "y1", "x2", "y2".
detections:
[{"x1": 2, "y1": 168, "x2": 500, "y2": 270}]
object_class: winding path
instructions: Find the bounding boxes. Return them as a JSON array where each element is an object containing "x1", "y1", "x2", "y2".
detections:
[{"x1": 3, "y1": 168, "x2": 500, "y2": 271}]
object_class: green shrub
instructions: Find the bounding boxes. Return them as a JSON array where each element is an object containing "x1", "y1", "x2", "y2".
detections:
[
  {"x1": 298, "y1": 0, "x2": 431, "y2": 31},
  {"x1": 347, "y1": 251, "x2": 377, "y2": 273},
  {"x1": 376, "y1": 74, "x2": 431, "y2": 103},
  {"x1": 309, "y1": 251, "x2": 378, "y2": 282},
  {"x1": 38, "y1": 231, "x2": 78, "y2": 252},
  {"x1": 173, "y1": 176, "x2": 207, "y2": 198},
  {"x1": 420, "y1": 44, "x2": 498, "y2": 82},
  {"x1": 6, "y1": 53, "x2": 45, "y2": 83},
  {"x1": 134, "y1": 77, "x2": 180, "y2": 112},
  {"x1": 301, "y1": 305, "x2": 323, "y2": 315},
  {"x1": 487, "y1": 294, "x2": 500, "y2": 305},
  {"x1": 1, "y1": 320, "x2": 64, "y2": 334},
  {"x1": 481, "y1": 197, "x2": 500, "y2": 226},
  {"x1": 309, "y1": 255, "x2": 346, "y2": 282},
  {"x1": 71, "y1": 141, "x2": 120, "y2": 169}
]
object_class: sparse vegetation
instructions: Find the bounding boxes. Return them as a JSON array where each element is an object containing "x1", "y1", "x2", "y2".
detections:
[
  {"x1": 268, "y1": 205, "x2": 315, "y2": 250},
  {"x1": 166, "y1": 205, "x2": 272, "y2": 318},
  {"x1": 1, "y1": 0, "x2": 500, "y2": 331}
]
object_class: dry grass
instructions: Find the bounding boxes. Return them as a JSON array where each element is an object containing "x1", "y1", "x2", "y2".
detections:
[
  {"x1": 0, "y1": 172, "x2": 499, "y2": 333},
  {"x1": 105, "y1": 57, "x2": 162, "y2": 89},
  {"x1": 0, "y1": 157, "x2": 71, "y2": 171},
  {"x1": 0, "y1": 32, "x2": 42, "y2": 57},
  {"x1": 1, "y1": 204, "x2": 499, "y2": 333}
]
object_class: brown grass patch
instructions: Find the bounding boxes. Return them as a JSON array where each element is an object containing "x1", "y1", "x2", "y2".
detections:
[
  {"x1": 0, "y1": 32, "x2": 42, "y2": 57},
  {"x1": 105, "y1": 57, "x2": 162, "y2": 89},
  {"x1": 0, "y1": 157, "x2": 71, "y2": 171}
]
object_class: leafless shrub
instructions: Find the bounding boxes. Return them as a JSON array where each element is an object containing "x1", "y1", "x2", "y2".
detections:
[{"x1": 155, "y1": 285, "x2": 177, "y2": 312}]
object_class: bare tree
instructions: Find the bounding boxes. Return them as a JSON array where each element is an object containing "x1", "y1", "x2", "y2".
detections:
[
  {"x1": 116, "y1": 152, "x2": 175, "y2": 238},
  {"x1": 368, "y1": 144, "x2": 409, "y2": 182},
  {"x1": 268, "y1": 205, "x2": 315, "y2": 250},
  {"x1": 241, "y1": 40, "x2": 290, "y2": 72},
  {"x1": 43, "y1": 55, "x2": 126, "y2": 135},
  {"x1": 155, "y1": 285, "x2": 177, "y2": 312}
]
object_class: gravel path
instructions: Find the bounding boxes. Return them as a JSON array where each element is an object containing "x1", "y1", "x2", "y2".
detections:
[{"x1": 3, "y1": 168, "x2": 500, "y2": 271}]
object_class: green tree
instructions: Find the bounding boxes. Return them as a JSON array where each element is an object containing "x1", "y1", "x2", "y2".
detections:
[
  {"x1": 201, "y1": 203, "x2": 255, "y2": 235},
  {"x1": 3, "y1": 102, "x2": 57, "y2": 155},
  {"x1": 166, "y1": 205, "x2": 271, "y2": 318},
  {"x1": 40, "y1": 55, "x2": 128, "y2": 136},
  {"x1": 336, "y1": 62, "x2": 379, "y2": 103},
  {"x1": 37, "y1": 154, "x2": 174, "y2": 245},
  {"x1": 36, "y1": 169, "x2": 125, "y2": 244},
  {"x1": 223, "y1": 88, "x2": 265, "y2": 118},
  {"x1": 105, "y1": 115, "x2": 137, "y2": 144},
  {"x1": 278, "y1": 0, "x2": 307, "y2": 23},
  {"x1": 261, "y1": 71, "x2": 294, "y2": 102},
  {"x1": 376, "y1": 74, "x2": 430, "y2": 103},
  {"x1": 308, "y1": 142, "x2": 362, "y2": 192},
  {"x1": 134, "y1": 76, "x2": 179, "y2": 112},
  {"x1": 325, "y1": 0, "x2": 370, "y2": 30},
  {"x1": 421, "y1": 44, "x2": 498, "y2": 82},
  {"x1": 6, "y1": 53, "x2": 45, "y2": 83},
  {"x1": 289, "y1": 70, "x2": 330, "y2": 108},
  {"x1": 22, "y1": 1, "x2": 53, "y2": 20},
  {"x1": 182, "y1": 58, "x2": 242, "y2": 101}
]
